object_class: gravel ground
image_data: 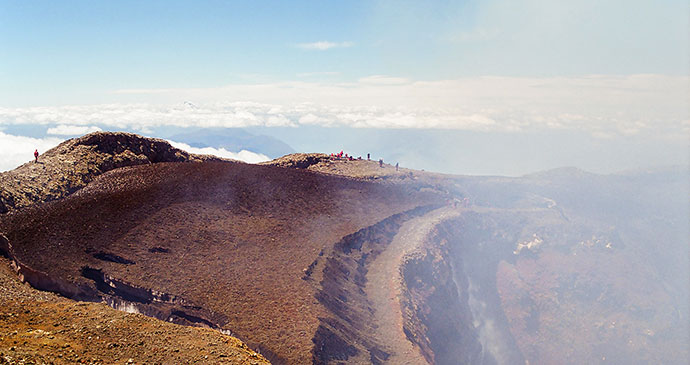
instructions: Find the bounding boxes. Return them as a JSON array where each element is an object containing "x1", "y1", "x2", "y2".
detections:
[{"x1": 0, "y1": 257, "x2": 269, "y2": 364}]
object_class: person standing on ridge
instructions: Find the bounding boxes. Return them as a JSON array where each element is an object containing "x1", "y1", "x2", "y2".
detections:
[
  {"x1": 34, "y1": 149, "x2": 39, "y2": 163},
  {"x1": 395, "y1": 162, "x2": 399, "y2": 171}
]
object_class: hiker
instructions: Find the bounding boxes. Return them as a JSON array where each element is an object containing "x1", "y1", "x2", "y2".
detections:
[
  {"x1": 34, "y1": 149, "x2": 39, "y2": 163},
  {"x1": 367, "y1": 153, "x2": 370, "y2": 160},
  {"x1": 395, "y1": 162, "x2": 399, "y2": 171},
  {"x1": 379, "y1": 159, "x2": 383, "y2": 167}
]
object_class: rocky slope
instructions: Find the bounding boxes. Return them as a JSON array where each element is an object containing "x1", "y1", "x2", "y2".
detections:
[
  {"x1": 0, "y1": 131, "x2": 224, "y2": 214},
  {"x1": 0, "y1": 255, "x2": 268, "y2": 364}
]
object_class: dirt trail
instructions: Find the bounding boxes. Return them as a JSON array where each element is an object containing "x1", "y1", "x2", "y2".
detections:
[{"x1": 365, "y1": 206, "x2": 460, "y2": 364}]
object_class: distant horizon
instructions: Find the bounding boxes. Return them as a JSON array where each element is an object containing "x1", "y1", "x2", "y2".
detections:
[
  {"x1": 1, "y1": 128, "x2": 687, "y2": 179},
  {"x1": 1, "y1": 1, "x2": 688, "y2": 176}
]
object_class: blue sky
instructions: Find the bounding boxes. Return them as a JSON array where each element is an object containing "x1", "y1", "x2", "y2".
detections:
[
  {"x1": 0, "y1": 1, "x2": 688, "y2": 174},
  {"x1": 2, "y1": 0, "x2": 687, "y2": 105}
]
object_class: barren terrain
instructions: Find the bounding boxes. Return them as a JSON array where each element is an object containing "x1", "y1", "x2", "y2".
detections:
[
  {"x1": 1, "y1": 144, "x2": 444, "y2": 363},
  {"x1": 0, "y1": 255, "x2": 268, "y2": 364},
  {"x1": 1, "y1": 133, "x2": 686, "y2": 364}
]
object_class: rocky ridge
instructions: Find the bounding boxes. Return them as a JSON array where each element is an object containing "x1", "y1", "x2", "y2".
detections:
[{"x1": 0, "y1": 131, "x2": 226, "y2": 214}]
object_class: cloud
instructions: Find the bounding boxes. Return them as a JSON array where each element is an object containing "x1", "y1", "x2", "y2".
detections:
[
  {"x1": 167, "y1": 140, "x2": 270, "y2": 164},
  {"x1": 0, "y1": 132, "x2": 64, "y2": 172},
  {"x1": 357, "y1": 75, "x2": 410, "y2": 85},
  {"x1": 47, "y1": 124, "x2": 102, "y2": 136},
  {"x1": 295, "y1": 41, "x2": 354, "y2": 50},
  {"x1": 1, "y1": 75, "x2": 686, "y2": 140}
]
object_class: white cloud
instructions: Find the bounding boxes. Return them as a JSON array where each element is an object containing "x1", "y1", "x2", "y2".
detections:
[
  {"x1": 357, "y1": 75, "x2": 411, "y2": 85},
  {"x1": 295, "y1": 41, "x2": 354, "y2": 50},
  {"x1": 0, "y1": 75, "x2": 687, "y2": 140},
  {"x1": 167, "y1": 140, "x2": 270, "y2": 164},
  {"x1": 0, "y1": 132, "x2": 64, "y2": 172},
  {"x1": 47, "y1": 124, "x2": 102, "y2": 136}
]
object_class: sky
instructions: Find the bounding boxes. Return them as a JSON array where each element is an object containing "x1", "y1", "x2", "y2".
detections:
[{"x1": 0, "y1": 0, "x2": 688, "y2": 175}]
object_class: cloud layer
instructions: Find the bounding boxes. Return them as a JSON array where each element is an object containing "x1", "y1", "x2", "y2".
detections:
[
  {"x1": 0, "y1": 132, "x2": 63, "y2": 172},
  {"x1": 47, "y1": 124, "x2": 102, "y2": 136},
  {"x1": 1, "y1": 75, "x2": 687, "y2": 140},
  {"x1": 167, "y1": 141, "x2": 270, "y2": 164}
]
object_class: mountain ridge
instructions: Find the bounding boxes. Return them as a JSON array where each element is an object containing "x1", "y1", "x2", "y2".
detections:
[{"x1": 0, "y1": 131, "x2": 230, "y2": 214}]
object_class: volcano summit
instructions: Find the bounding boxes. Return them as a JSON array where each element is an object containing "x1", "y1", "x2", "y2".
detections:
[{"x1": 0, "y1": 132, "x2": 687, "y2": 364}]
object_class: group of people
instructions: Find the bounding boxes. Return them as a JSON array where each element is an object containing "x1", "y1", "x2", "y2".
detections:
[
  {"x1": 329, "y1": 150, "x2": 359, "y2": 161},
  {"x1": 329, "y1": 150, "x2": 399, "y2": 171}
]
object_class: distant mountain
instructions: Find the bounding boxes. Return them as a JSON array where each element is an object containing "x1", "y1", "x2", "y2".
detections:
[
  {"x1": 523, "y1": 166, "x2": 599, "y2": 180},
  {"x1": 168, "y1": 128, "x2": 294, "y2": 158}
]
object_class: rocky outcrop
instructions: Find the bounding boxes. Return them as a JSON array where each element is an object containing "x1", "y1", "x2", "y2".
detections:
[
  {"x1": 262, "y1": 153, "x2": 330, "y2": 169},
  {"x1": 0, "y1": 131, "x2": 225, "y2": 214}
]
